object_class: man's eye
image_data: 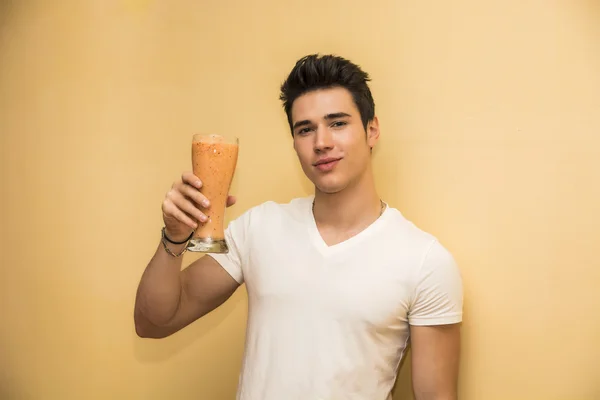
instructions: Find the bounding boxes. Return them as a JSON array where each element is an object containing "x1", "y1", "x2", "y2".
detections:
[
  {"x1": 331, "y1": 121, "x2": 347, "y2": 128},
  {"x1": 297, "y1": 127, "x2": 312, "y2": 135}
]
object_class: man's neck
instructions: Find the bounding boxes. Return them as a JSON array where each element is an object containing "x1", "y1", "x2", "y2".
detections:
[{"x1": 312, "y1": 171, "x2": 383, "y2": 232}]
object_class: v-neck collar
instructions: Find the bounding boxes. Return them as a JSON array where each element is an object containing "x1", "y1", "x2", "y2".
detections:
[{"x1": 306, "y1": 195, "x2": 390, "y2": 257}]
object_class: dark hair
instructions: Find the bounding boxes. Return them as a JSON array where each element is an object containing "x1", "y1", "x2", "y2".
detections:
[{"x1": 279, "y1": 54, "x2": 375, "y2": 135}]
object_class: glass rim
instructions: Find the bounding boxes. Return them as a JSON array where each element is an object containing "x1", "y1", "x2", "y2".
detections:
[{"x1": 192, "y1": 133, "x2": 238, "y2": 144}]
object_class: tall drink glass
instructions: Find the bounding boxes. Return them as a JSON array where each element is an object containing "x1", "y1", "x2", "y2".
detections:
[{"x1": 187, "y1": 133, "x2": 239, "y2": 253}]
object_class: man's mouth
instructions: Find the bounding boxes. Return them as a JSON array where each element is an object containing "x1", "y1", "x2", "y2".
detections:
[{"x1": 313, "y1": 157, "x2": 342, "y2": 172}]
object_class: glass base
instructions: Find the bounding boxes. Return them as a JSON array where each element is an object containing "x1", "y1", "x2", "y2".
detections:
[{"x1": 187, "y1": 237, "x2": 229, "y2": 253}]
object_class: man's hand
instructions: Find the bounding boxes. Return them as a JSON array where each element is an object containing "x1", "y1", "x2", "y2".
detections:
[{"x1": 161, "y1": 171, "x2": 236, "y2": 241}]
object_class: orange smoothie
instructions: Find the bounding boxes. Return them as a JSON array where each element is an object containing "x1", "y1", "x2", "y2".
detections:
[{"x1": 191, "y1": 134, "x2": 238, "y2": 243}]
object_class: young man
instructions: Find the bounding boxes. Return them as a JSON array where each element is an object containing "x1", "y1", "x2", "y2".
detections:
[{"x1": 135, "y1": 54, "x2": 463, "y2": 400}]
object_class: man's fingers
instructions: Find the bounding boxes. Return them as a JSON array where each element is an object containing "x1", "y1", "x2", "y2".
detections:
[
  {"x1": 162, "y1": 200, "x2": 198, "y2": 229},
  {"x1": 181, "y1": 171, "x2": 202, "y2": 189},
  {"x1": 226, "y1": 195, "x2": 237, "y2": 207}
]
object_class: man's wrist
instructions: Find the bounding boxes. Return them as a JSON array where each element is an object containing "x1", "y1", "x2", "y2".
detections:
[{"x1": 162, "y1": 227, "x2": 194, "y2": 244}]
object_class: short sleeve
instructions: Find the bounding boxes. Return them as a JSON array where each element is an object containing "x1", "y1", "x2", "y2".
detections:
[
  {"x1": 207, "y1": 211, "x2": 250, "y2": 284},
  {"x1": 408, "y1": 239, "x2": 463, "y2": 326}
]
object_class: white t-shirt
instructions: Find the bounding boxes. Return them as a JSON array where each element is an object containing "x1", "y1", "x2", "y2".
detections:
[{"x1": 209, "y1": 196, "x2": 463, "y2": 400}]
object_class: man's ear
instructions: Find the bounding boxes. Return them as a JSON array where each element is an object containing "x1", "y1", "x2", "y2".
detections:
[{"x1": 367, "y1": 116, "x2": 381, "y2": 149}]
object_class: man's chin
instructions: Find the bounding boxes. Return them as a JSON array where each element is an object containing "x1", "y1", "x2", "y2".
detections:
[{"x1": 314, "y1": 182, "x2": 344, "y2": 194}]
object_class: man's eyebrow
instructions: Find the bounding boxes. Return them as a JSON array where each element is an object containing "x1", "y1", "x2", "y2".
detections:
[
  {"x1": 292, "y1": 112, "x2": 352, "y2": 131},
  {"x1": 324, "y1": 112, "x2": 351, "y2": 120},
  {"x1": 292, "y1": 120, "x2": 311, "y2": 130}
]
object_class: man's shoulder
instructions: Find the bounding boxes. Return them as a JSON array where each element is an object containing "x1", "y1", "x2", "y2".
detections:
[
  {"x1": 380, "y1": 206, "x2": 460, "y2": 272},
  {"x1": 231, "y1": 196, "x2": 311, "y2": 223},
  {"x1": 380, "y1": 207, "x2": 459, "y2": 285},
  {"x1": 382, "y1": 206, "x2": 439, "y2": 250}
]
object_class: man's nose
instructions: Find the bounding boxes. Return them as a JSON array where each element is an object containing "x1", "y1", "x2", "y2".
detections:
[{"x1": 314, "y1": 125, "x2": 334, "y2": 152}]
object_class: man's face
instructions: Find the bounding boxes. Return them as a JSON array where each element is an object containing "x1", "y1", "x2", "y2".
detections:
[{"x1": 291, "y1": 86, "x2": 379, "y2": 194}]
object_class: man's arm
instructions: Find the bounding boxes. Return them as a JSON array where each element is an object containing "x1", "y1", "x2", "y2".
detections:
[
  {"x1": 407, "y1": 238, "x2": 463, "y2": 399},
  {"x1": 134, "y1": 172, "x2": 243, "y2": 338},
  {"x1": 410, "y1": 323, "x2": 461, "y2": 400},
  {"x1": 134, "y1": 242, "x2": 240, "y2": 339}
]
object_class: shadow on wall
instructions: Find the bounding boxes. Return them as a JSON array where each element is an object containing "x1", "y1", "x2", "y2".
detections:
[
  {"x1": 0, "y1": 1, "x2": 14, "y2": 35},
  {"x1": 392, "y1": 345, "x2": 414, "y2": 400},
  {"x1": 0, "y1": 340, "x2": 28, "y2": 399}
]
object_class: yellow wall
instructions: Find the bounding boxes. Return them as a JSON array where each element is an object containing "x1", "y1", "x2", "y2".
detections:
[{"x1": 1, "y1": 1, "x2": 599, "y2": 399}]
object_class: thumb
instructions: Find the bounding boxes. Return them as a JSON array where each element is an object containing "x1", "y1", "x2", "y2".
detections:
[{"x1": 226, "y1": 195, "x2": 237, "y2": 207}]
